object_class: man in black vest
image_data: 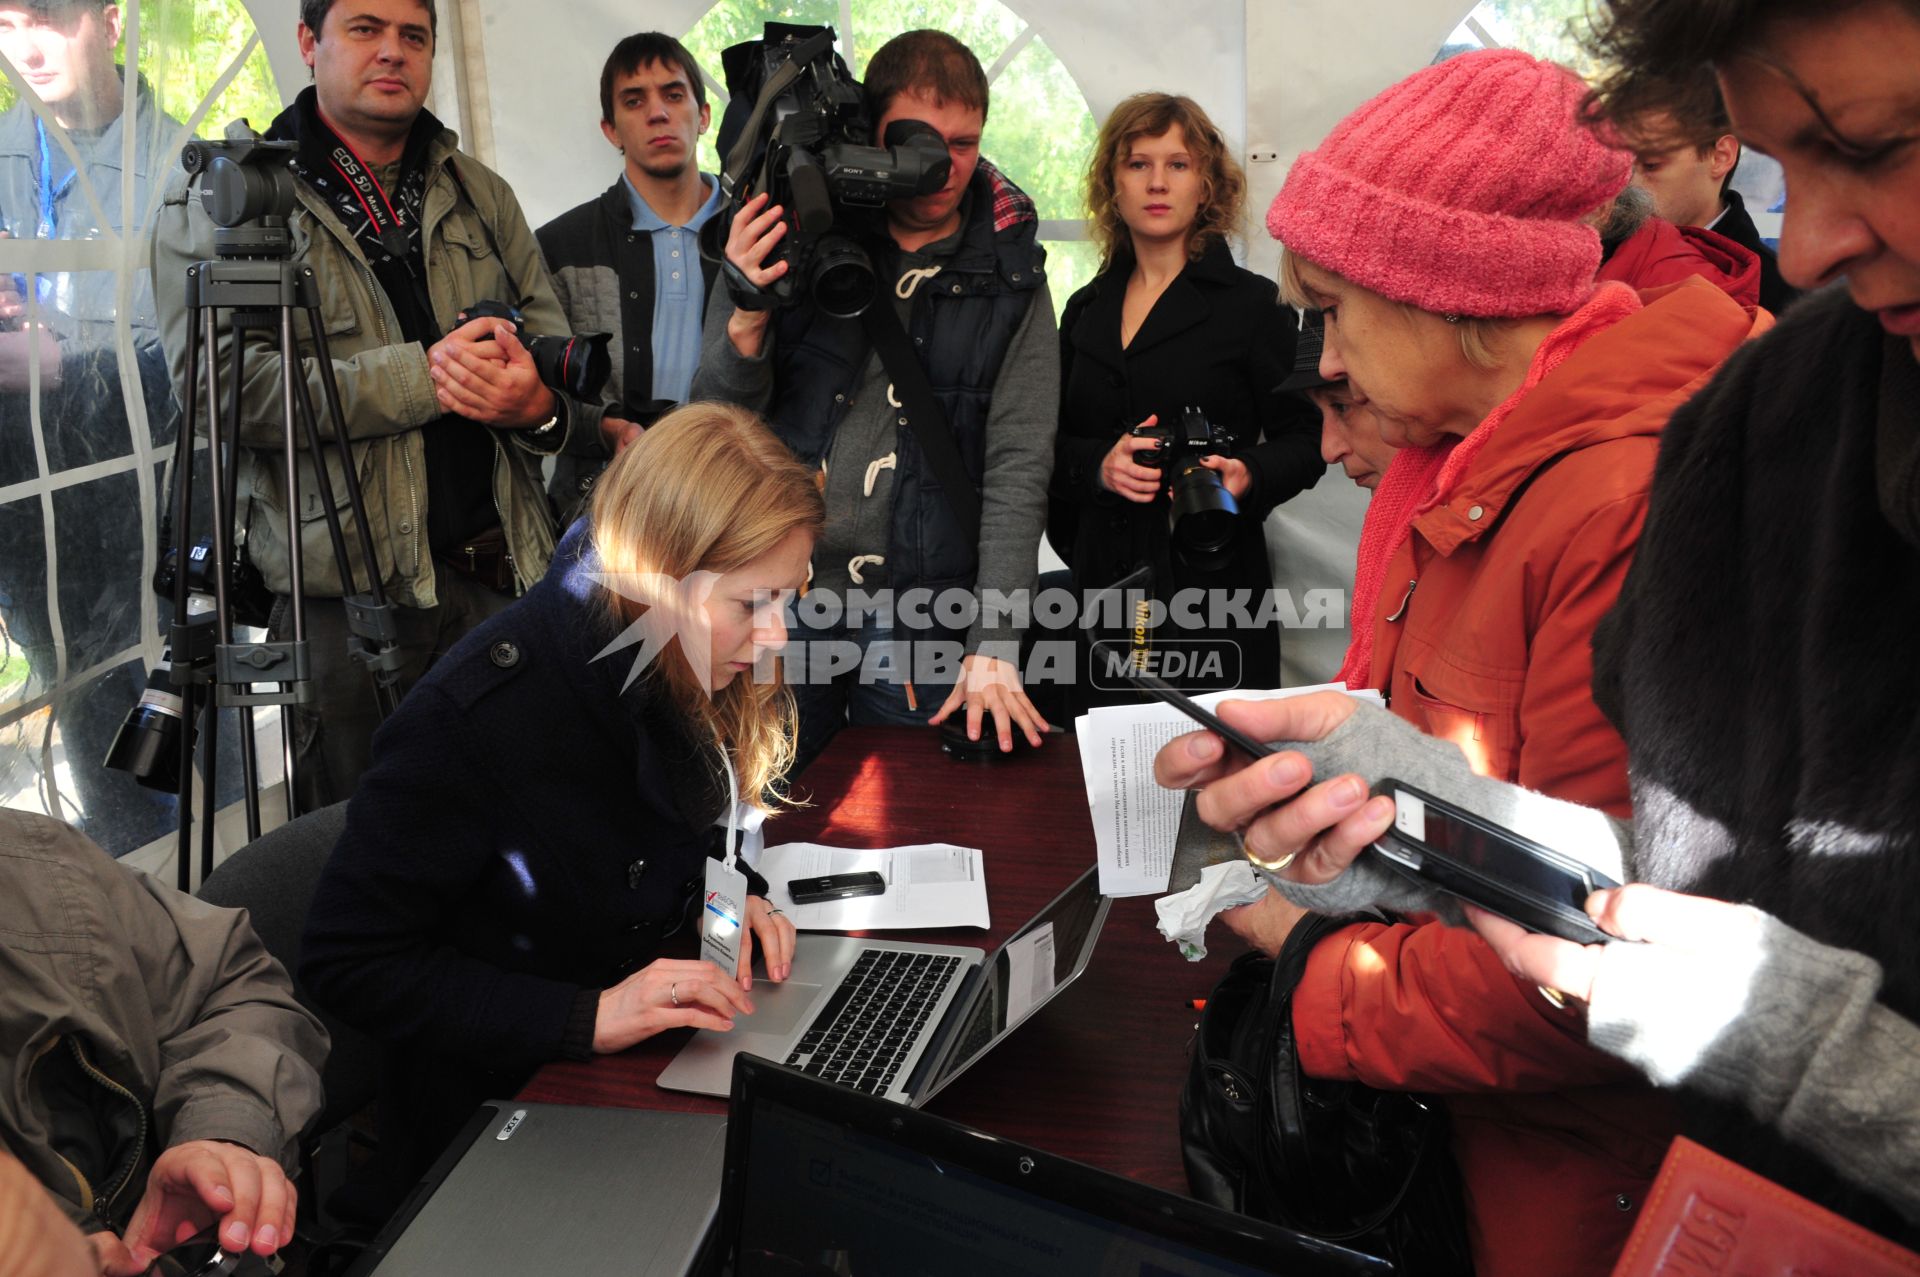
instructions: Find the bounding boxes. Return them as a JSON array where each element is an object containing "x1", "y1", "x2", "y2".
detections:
[
  {"x1": 537, "y1": 32, "x2": 724, "y2": 525},
  {"x1": 694, "y1": 29, "x2": 1059, "y2": 766},
  {"x1": 1621, "y1": 76, "x2": 1799, "y2": 314}
]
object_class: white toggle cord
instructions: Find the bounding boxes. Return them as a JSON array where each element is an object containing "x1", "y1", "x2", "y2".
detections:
[
  {"x1": 896, "y1": 265, "x2": 942, "y2": 299},
  {"x1": 864, "y1": 452, "x2": 897, "y2": 496},
  {"x1": 847, "y1": 554, "x2": 886, "y2": 586}
]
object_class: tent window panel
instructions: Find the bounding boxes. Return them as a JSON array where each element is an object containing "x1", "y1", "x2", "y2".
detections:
[{"x1": 0, "y1": 0, "x2": 278, "y2": 856}]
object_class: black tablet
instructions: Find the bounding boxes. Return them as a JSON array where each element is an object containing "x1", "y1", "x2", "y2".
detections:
[{"x1": 1367, "y1": 779, "x2": 1619, "y2": 945}]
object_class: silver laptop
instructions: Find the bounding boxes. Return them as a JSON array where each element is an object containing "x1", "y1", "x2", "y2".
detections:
[
  {"x1": 659, "y1": 865, "x2": 1108, "y2": 1105},
  {"x1": 345, "y1": 1103, "x2": 725, "y2": 1276}
]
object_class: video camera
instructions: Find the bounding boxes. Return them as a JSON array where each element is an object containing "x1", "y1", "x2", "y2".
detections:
[
  {"x1": 1131, "y1": 407, "x2": 1241, "y2": 572},
  {"x1": 712, "y1": 24, "x2": 952, "y2": 318},
  {"x1": 181, "y1": 137, "x2": 300, "y2": 258}
]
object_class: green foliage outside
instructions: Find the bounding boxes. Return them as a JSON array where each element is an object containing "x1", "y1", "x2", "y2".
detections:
[
  {"x1": 1468, "y1": 0, "x2": 1602, "y2": 78},
  {"x1": 682, "y1": 0, "x2": 1100, "y2": 316},
  {"x1": 0, "y1": 0, "x2": 279, "y2": 139}
]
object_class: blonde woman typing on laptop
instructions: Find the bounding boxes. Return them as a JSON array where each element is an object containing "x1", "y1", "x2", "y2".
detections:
[{"x1": 302, "y1": 403, "x2": 823, "y2": 1202}]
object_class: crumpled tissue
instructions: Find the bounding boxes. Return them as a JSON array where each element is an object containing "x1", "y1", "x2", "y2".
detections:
[{"x1": 1155, "y1": 859, "x2": 1271, "y2": 961}]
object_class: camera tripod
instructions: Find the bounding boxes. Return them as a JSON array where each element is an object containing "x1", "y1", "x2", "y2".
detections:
[{"x1": 163, "y1": 162, "x2": 403, "y2": 890}]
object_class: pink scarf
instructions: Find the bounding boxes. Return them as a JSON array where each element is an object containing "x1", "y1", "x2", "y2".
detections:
[{"x1": 1336, "y1": 283, "x2": 1644, "y2": 690}]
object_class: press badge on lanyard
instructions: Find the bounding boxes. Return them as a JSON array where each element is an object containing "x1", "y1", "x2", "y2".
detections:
[{"x1": 701, "y1": 751, "x2": 759, "y2": 974}]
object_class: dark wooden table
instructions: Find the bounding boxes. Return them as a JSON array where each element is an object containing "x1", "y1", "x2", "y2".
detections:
[{"x1": 517, "y1": 725, "x2": 1236, "y2": 1193}]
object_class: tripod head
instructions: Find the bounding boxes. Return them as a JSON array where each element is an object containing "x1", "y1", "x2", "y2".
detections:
[{"x1": 182, "y1": 138, "x2": 299, "y2": 259}]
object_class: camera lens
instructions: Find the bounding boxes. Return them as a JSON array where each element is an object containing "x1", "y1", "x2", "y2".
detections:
[
  {"x1": 103, "y1": 665, "x2": 190, "y2": 793},
  {"x1": 1169, "y1": 465, "x2": 1238, "y2": 573},
  {"x1": 810, "y1": 236, "x2": 876, "y2": 318}
]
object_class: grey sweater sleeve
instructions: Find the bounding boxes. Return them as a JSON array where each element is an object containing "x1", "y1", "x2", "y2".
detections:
[
  {"x1": 1259, "y1": 702, "x2": 1633, "y2": 921},
  {"x1": 965, "y1": 279, "x2": 1059, "y2": 654},
  {"x1": 689, "y1": 277, "x2": 773, "y2": 413},
  {"x1": 1587, "y1": 912, "x2": 1920, "y2": 1223}
]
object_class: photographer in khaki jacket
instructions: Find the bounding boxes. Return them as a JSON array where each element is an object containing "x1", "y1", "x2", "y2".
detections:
[
  {"x1": 152, "y1": 0, "x2": 581, "y2": 808},
  {"x1": 0, "y1": 809, "x2": 327, "y2": 1274}
]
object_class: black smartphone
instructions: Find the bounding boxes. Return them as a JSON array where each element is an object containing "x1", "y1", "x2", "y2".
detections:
[
  {"x1": 1115, "y1": 668, "x2": 1278, "y2": 761},
  {"x1": 788, "y1": 871, "x2": 886, "y2": 905},
  {"x1": 1367, "y1": 779, "x2": 1619, "y2": 945}
]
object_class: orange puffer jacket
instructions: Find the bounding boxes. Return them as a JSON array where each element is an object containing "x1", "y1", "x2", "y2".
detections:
[{"x1": 1295, "y1": 277, "x2": 1771, "y2": 1277}]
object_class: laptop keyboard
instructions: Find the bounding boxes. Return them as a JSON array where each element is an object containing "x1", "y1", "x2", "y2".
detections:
[{"x1": 786, "y1": 949, "x2": 963, "y2": 1095}]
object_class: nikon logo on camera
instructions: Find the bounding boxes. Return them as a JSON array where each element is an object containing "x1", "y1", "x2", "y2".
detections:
[{"x1": 1090, "y1": 640, "x2": 1241, "y2": 692}]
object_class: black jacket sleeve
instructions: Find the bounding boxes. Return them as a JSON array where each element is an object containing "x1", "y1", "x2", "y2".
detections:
[{"x1": 300, "y1": 684, "x2": 586, "y2": 1075}]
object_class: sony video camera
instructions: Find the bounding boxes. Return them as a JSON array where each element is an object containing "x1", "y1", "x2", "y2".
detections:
[
  {"x1": 1131, "y1": 407, "x2": 1241, "y2": 571},
  {"x1": 711, "y1": 23, "x2": 951, "y2": 318}
]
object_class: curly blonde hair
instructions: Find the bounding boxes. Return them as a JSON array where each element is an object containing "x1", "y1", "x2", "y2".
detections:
[
  {"x1": 590, "y1": 402, "x2": 825, "y2": 810},
  {"x1": 1086, "y1": 93, "x2": 1245, "y2": 268}
]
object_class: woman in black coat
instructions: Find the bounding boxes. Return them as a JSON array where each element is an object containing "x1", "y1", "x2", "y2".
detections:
[
  {"x1": 300, "y1": 403, "x2": 823, "y2": 1190},
  {"x1": 1050, "y1": 94, "x2": 1321, "y2": 708}
]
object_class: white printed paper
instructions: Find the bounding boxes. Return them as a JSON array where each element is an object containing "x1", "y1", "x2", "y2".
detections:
[
  {"x1": 1002, "y1": 922, "x2": 1057, "y2": 1024},
  {"x1": 761, "y1": 843, "x2": 989, "y2": 930},
  {"x1": 1077, "y1": 683, "x2": 1387, "y2": 896}
]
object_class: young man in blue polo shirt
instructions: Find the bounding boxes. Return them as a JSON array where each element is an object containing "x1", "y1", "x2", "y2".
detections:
[{"x1": 537, "y1": 31, "x2": 725, "y2": 523}]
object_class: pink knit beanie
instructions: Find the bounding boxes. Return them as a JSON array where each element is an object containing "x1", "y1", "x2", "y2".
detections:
[{"x1": 1266, "y1": 50, "x2": 1631, "y2": 318}]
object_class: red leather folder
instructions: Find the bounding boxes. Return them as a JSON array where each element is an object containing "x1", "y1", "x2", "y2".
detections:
[{"x1": 1611, "y1": 1137, "x2": 1920, "y2": 1276}]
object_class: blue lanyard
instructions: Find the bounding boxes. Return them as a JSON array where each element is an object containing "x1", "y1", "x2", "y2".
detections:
[
  {"x1": 34, "y1": 116, "x2": 75, "y2": 240},
  {"x1": 29, "y1": 117, "x2": 73, "y2": 306}
]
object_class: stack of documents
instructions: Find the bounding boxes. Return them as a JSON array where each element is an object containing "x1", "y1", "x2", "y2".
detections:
[{"x1": 1075, "y1": 684, "x2": 1385, "y2": 896}]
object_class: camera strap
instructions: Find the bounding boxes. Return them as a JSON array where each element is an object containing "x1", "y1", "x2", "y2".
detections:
[
  {"x1": 718, "y1": 28, "x2": 835, "y2": 201},
  {"x1": 860, "y1": 303, "x2": 982, "y2": 547}
]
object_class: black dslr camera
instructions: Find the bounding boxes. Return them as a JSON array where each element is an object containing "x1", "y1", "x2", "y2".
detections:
[
  {"x1": 711, "y1": 23, "x2": 951, "y2": 318},
  {"x1": 1131, "y1": 407, "x2": 1241, "y2": 571},
  {"x1": 457, "y1": 300, "x2": 612, "y2": 401}
]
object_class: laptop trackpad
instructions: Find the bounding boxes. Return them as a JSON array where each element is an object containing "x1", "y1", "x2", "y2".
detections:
[{"x1": 738, "y1": 978, "x2": 823, "y2": 1036}]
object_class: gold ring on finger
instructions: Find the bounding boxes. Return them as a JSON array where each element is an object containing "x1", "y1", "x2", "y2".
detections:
[{"x1": 1233, "y1": 830, "x2": 1298, "y2": 873}]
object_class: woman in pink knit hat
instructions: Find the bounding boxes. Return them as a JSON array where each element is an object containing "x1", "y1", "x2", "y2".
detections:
[{"x1": 1210, "y1": 48, "x2": 1769, "y2": 1276}]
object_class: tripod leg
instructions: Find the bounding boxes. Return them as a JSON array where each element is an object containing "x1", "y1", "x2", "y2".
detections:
[
  {"x1": 286, "y1": 310, "x2": 359, "y2": 598},
  {"x1": 302, "y1": 308, "x2": 403, "y2": 718},
  {"x1": 283, "y1": 718, "x2": 296, "y2": 824},
  {"x1": 223, "y1": 324, "x2": 261, "y2": 839},
  {"x1": 304, "y1": 312, "x2": 391, "y2": 599},
  {"x1": 174, "y1": 682, "x2": 196, "y2": 894},
  {"x1": 171, "y1": 297, "x2": 206, "y2": 894},
  {"x1": 236, "y1": 706, "x2": 261, "y2": 844},
  {"x1": 198, "y1": 685, "x2": 219, "y2": 885},
  {"x1": 276, "y1": 312, "x2": 310, "y2": 816}
]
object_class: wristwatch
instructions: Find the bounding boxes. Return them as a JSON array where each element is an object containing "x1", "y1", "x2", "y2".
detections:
[{"x1": 527, "y1": 395, "x2": 567, "y2": 444}]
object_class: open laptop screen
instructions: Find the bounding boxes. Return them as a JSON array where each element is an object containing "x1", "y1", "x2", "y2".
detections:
[
  {"x1": 723, "y1": 1055, "x2": 1392, "y2": 1277},
  {"x1": 916, "y1": 865, "x2": 1108, "y2": 1102}
]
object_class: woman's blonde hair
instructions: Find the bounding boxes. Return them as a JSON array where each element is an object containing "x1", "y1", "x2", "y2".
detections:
[
  {"x1": 590, "y1": 402, "x2": 825, "y2": 810},
  {"x1": 1277, "y1": 248, "x2": 1521, "y2": 372},
  {"x1": 1086, "y1": 93, "x2": 1245, "y2": 268}
]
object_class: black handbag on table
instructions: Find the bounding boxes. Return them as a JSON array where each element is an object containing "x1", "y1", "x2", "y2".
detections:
[{"x1": 1181, "y1": 910, "x2": 1475, "y2": 1275}]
